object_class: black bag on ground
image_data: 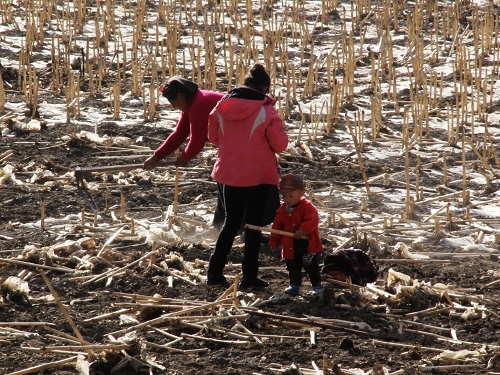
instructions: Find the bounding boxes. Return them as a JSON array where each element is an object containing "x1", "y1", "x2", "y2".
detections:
[{"x1": 321, "y1": 248, "x2": 378, "y2": 286}]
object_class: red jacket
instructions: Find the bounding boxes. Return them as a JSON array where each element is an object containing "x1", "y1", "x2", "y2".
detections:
[
  {"x1": 268, "y1": 197, "x2": 323, "y2": 259},
  {"x1": 208, "y1": 86, "x2": 288, "y2": 187},
  {"x1": 155, "y1": 90, "x2": 224, "y2": 161}
]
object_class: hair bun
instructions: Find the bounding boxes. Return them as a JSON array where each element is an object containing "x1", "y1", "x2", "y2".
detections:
[
  {"x1": 251, "y1": 64, "x2": 267, "y2": 78},
  {"x1": 243, "y1": 63, "x2": 271, "y2": 93}
]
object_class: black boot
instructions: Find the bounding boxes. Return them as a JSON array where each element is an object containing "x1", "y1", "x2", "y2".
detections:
[
  {"x1": 239, "y1": 277, "x2": 269, "y2": 290},
  {"x1": 240, "y1": 257, "x2": 268, "y2": 289},
  {"x1": 207, "y1": 254, "x2": 228, "y2": 286}
]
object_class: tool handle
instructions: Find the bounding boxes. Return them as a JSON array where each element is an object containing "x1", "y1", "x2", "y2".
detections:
[
  {"x1": 79, "y1": 164, "x2": 144, "y2": 173},
  {"x1": 244, "y1": 224, "x2": 310, "y2": 240},
  {"x1": 75, "y1": 159, "x2": 177, "y2": 177}
]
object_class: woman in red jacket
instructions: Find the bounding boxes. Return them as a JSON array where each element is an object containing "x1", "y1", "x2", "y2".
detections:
[
  {"x1": 206, "y1": 64, "x2": 289, "y2": 289},
  {"x1": 144, "y1": 76, "x2": 224, "y2": 169}
]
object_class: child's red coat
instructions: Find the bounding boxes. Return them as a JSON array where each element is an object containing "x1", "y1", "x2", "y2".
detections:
[{"x1": 268, "y1": 197, "x2": 323, "y2": 259}]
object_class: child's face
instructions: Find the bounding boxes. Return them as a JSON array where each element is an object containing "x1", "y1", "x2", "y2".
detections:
[{"x1": 281, "y1": 189, "x2": 304, "y2": 206}]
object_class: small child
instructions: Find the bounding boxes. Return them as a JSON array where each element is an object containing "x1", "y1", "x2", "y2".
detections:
[{"x1": 268, "y1": 174, "x2": 324, "y2": 296}]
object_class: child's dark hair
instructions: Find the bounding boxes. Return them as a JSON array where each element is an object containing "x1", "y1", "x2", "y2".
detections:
[{"x1": 243, "y1": 64, "x2": 270, "y2": 94}]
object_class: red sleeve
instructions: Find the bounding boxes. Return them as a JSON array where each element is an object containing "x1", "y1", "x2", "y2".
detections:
[
  {"x1": 298, "y1": 202, "x2": 320, "y2": 236},
  {"x1": 265, "y1": 107, "x2": 288, "y2": 153},
  {"x1": 208, "y1": 108, "x2": 220, "y2": 146},
  {"x1": 154, "y1": 113, "x2": 190, "y2": 160},
  {"x1": 181, "y1": 104, "x2": 210, "y2": 161},
  {"x1": 174, "y1": 91, "x2": 224, "y2": 161}
]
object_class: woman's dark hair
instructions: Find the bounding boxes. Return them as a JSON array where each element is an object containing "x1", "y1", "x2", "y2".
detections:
[
  {"x1": 243, "y1": 64, "x2": 270, "y2": 94},
  {"x1": 160, "y1": 76, "x2": 198, "y2": 100}
]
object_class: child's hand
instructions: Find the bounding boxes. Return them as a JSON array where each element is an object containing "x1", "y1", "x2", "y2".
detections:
[{"x1": 293, "y1": 229, "x2": 306, "y2": 239}]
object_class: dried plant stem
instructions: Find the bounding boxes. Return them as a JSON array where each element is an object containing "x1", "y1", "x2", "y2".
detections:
[
  {"x1": 108, "y1": 297, "x2": 236, "y2": 336},
  {"x1": 345, "y1": 116, "x2": 371, "y2": 196},
  {"x1": 0, "y1": 258, "x2": 74, "y2": 272},
  {"x1": 38, "y1": 269, "x2": 94, "y2": 359},
  {"x1": 4, "y1": 356, "x2": 78, "y2": 375},
  {"x1": 83, "y1": 249, "x2": 157, "y2": 284}
]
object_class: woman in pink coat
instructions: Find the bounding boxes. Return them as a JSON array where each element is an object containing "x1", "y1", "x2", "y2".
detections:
[{"x1": 206, "y1": 64, "x2": 289, "y2": 289}]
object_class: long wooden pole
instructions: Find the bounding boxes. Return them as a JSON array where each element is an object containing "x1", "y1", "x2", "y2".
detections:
[
  {"x1": 38, "y1": 269, "x2": 94, "y2": 359},
  {"x1": 245, "y1": 224, "x2": 310, "y2": 240}
]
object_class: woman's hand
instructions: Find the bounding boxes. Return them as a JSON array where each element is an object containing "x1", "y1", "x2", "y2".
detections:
[
  {"x1": 144, "y1": 154, "x2": 161, "y2": 170},
  {"x1": 174, "y1": 154, "x2": 188, "y2": 167}
]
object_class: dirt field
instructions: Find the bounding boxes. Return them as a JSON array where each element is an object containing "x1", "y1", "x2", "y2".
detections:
[{"x1": 3, "y1": 1, "x2": 500, "y2": 375}]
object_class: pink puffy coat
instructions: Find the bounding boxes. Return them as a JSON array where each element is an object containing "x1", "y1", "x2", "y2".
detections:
[{"x1": 208, "y1": 86, "x2": 288, "y2": 187}]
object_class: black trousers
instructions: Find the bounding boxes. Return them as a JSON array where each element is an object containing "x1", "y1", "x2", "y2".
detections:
[
  {"x1": 208, "y1": 183, "x2": 279, "y2": 280},
  {"x1": 212, "y1": 182, "x2": 279, "y2": 229},
  {"x1": 285, "y1": 238, "x2": 322, "y2": 286}
]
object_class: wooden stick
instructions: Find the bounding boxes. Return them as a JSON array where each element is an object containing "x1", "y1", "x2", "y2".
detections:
[
  {"x1": 96, "y1": 224, "x2": 128, "y2": 257},
  {"x1": 24, "y1": 344, "x2": 128, "y2": 351},
  {"x1": 38, "y1": 269, "x2": 94, "y2": 359},
  {"x1": 181, "y1": 332, "x2": 249, "y2": 346},
  {"x1": 414, "y1": 191, "x2": 463, "y2": 206},
  {"x1": 421, "y1": 364, "x2": 484, "y2": 372},
  {"x1": 40, "y1": 197, "x2": 45, "y2": 231},
  {"x1": 5, "y1": 356, "x2": 78, "y2": 375},
  {"x1": 143, "y1": 341, "x2": 208, "y2": 354},
  {"x1": 345, "y1": 116, "x2": 371, "y2": 195},
  {"x1": 480, "y1": 278, "x2": 500, "y2": 291},
  {"x1": 36, "y1": 283, "x2": 66, "y2": 333},
  {"x1": 309, "y1": 330, "x2": 317, "y2": 347},
  {"x1": 83, "y1": 308, "x2": 137, "y2": 322},
  {"x1": 111, "y1": 292, "x2": 203, "y2": 305},
  {"x1": 42, "y1": 326, "x2": 91, "y2": 345},
  {"x1": 83, "y1": 250, "x2": 157, "y2": 284},
  {"x1": 244, "y1": 224, "x2": 310, "y2": 239},
  {"x1": 0, "y1": 322, "x2": 54, "y2": 327},
  {"x1": 242, "y1": 308, "x2": 381, "y2": 338},
  {"x1": 108, "y1": 297, "x2": 236, "y2": 336},
  {"x1": 422, "y1": 203, "x2": 449, "y2": 223},
  {"x1": 461, "y1": 131, "x2": 469, "y2": 205},
  {"x1": 372, "y1": 339, "x2": 447, "y2": 353},
  {"x1": 180, "y1": 321, "x2": 248, "y2": 341},
  {"x1": 464, "y1": 136, "x2": 499, "y2": 177},
  {"x1": 120, "y1": 192, "x2": 126, "y2": 223},
  {"x1": 0, "y1": 149, "x2": 14, "y2": 163},
  {"x1": 0, "y1": 258, "x2": 74, "y2": 273},
  {"x1": 402, "y1": 112, "x2": 414, "y2": 218}
]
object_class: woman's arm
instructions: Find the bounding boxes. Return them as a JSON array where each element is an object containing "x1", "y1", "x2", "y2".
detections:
[
  {"x1": 154, "y1": 113, "x2": 190, "y2": 160},
  {"x1": 208, "y1": 109, "x2": 221, "y2": 146},
  {"x1": 265, "y1": 109, "x2": 288, "y2": 153}
]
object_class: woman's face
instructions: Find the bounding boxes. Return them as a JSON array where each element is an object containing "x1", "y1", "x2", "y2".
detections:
[{"x1": 168, "y1": 93, "x2": 190, "y2": 112}]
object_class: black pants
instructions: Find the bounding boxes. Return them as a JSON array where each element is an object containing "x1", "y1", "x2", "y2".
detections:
[
  {"x1": 285, "y1": 238, "x2": 322, "y2": 286},
  {"x1": 212, "y1": 183, "x2": 280, "y2": 229},
  {"x1": 208, "y1": 184, "x2": 279, "y2": 280}
]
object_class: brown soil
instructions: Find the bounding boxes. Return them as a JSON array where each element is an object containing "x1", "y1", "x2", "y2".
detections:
[{"x1": 2, "y1": 121, "x2": 500, "y2": 375}]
